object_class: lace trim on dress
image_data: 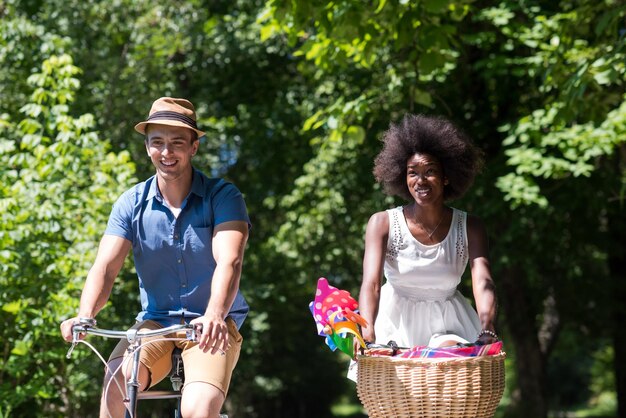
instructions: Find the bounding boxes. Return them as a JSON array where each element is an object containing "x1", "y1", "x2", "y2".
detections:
[
  {"x1": 387, "y1": 208, "x2": 403, "y2": 260},
  {"x1": 387, "y1": 207, "x2": 468, "y2": 263},
  {"x1": 455, "y1": 210, "x2": 468, "y2": 264}
]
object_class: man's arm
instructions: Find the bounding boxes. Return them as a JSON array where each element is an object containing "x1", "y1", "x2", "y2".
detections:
[
  {"x1": 192, "y1": 220, "x2": 249, "y2": 354},
  {"x1": 60, "y1": 235, "x2": 131, "y2": 341}
]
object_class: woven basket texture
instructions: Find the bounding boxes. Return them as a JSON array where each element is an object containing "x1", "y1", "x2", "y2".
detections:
[{"x1": 356, "y1": 352, "x2": 506, "y2": 418}]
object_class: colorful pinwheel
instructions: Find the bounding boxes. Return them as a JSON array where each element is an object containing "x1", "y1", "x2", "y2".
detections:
[{"x1": 309, "y1": 277, "x2": 368, "y2": 356}]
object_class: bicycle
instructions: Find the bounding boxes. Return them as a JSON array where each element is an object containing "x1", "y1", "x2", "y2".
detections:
[{"x1": 67, "y1": 318, "x2": 228, "y2": 418}]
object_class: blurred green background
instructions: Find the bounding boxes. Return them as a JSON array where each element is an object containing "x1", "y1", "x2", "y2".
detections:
[{"x1": 1, "y1": 0, "x2": 624, "y2": 416}]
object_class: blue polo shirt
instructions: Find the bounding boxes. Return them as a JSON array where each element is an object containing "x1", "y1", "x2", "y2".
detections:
[{"x1": 104, "y1": 168, "x2": 250, "y2": 329}]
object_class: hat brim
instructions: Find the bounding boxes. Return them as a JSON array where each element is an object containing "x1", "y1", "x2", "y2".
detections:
[{"x1": 135, "y1": 120, "x2": 205, "y2": 138}]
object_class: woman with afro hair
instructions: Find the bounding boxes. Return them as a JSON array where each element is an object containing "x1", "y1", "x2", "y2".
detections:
[{"x1": 357, "y1": 114, "x2": 498, "y2": 350}]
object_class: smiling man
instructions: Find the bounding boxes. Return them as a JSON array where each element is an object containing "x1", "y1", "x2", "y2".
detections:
[{"x1": 61, "y1": 97, "x2": 250, "y2": 418}]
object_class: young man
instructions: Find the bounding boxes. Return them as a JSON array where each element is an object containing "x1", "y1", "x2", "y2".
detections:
[{"x1": 61, "y1": 97, "x2": 250, "y2": 418}]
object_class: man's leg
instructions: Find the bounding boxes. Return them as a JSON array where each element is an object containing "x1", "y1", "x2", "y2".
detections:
[
  {"x1": 179, "y1": 317, "x2": 242, "y2": 418},
  {"x1": 99, "y1": 320, "x2": 173, "y2": 418},
  {"x1": 100, "y1": 357, "x2": 151, "y2": 418},
  {"x1": 180, "y1": 382, "x2": 225, "y2": 418}
]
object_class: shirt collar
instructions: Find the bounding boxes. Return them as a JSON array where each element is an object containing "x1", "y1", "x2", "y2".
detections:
[
  {"x1": 145, "y1": 168, "x2": 205, "y2": 203},
  {"x1": 189, "y1": 168, "x2": 205, "y2": 198}
]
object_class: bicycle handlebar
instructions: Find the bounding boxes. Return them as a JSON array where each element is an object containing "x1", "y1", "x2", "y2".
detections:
[
  {"x1": 72, "y1": 323, "x2": 198, "y2": 340},
  {"x1": 67, "y1": 320, "x2": 200, "y2": 359}
]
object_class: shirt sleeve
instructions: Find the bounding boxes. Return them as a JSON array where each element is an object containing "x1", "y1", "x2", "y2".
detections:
[
  {"x1": 104, "y1": 188, "x2": 135, "y2": 241},
  {"x1": 211, "y1": 180, "x2": 251, "y2": 228}
]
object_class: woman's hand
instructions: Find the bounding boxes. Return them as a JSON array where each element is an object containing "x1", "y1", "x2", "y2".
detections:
[
  {"x1": 476, "y1": 334, "x2": 497, "y2": 345},
  {"x1": 352, "y1": 328, "x2": 375, "y2": 359},
  {"x1": 352, "y1": 338, "x2": 362, "y2": 360},
  {"x1": 475, "y1": 329, "x2": 499, "y2": 345},
  {"x1": 362, "y1": 328, "x2": 376, "y2": 346}
]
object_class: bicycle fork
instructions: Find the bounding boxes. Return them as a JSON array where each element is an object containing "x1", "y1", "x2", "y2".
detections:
[{"x1": 124, "y1": 331, "x2": 141, "y2": 418}]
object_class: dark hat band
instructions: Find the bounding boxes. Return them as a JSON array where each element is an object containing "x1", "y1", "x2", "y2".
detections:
[{"x1": 147, "y1": 111, "x2": 198, "y2": 129}]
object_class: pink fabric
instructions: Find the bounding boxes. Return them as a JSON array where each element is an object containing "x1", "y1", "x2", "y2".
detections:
[{"x1": 366, "y1": 341, "x2": 503, "y2": 358}]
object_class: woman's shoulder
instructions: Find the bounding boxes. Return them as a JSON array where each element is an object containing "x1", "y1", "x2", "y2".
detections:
[
  {"x1": 448, "y1": 207, "x2": 486, "y2": 236},
  {"x1": 464, "y1": 212, "x2": 488, "y2": 238},
  {"x1": 366, "y1": 209, "x2": 393, "y2": 233},
  {"x1": 450, "y1": 207, "x2": 481, "y2": 223},
  {"x1": 369, "y1": 210, "x2": 389, "y2": 222},
  {"x1": 370, "y1": 205, "x2": 403, "y2": 221},
  {"x1": 463, "y1": 211, "x2": 484, "y2": 226}
]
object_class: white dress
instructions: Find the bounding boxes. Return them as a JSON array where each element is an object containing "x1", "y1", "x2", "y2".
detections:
[{"x1": 374, "y1": 206, "x2": 481, "y2": 347}]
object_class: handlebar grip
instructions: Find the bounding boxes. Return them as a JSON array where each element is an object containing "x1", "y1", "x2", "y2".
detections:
[{"x1": 78, "y1": 317, "x2": 97, "y2": 327}]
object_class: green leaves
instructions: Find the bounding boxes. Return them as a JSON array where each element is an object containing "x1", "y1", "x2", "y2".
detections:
[
  {"x1": 0, "y1": 53, "x2": 136, "y2": 415},
  {"x1": 1, "y1": 0, "x2": 625, "y2": 415},
  {"x1": 485, "y1": 0, "x2": 626, "y2": 209}
]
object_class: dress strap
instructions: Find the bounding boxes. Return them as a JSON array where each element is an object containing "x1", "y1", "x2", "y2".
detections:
[
  {"x1": 386, "y1": 207, "x2": 403, "y2": 259},
  {"x1": 452, "y1": 209, "x2": 468, "y2": 264}
]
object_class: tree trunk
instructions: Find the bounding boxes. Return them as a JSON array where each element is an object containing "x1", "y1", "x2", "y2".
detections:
[
  {"x1": 608, "y1": 202, "x2": 626, "y2": 418},
  {"x1": 499, "y1": 266, "x2": 548, "y2": 417}
]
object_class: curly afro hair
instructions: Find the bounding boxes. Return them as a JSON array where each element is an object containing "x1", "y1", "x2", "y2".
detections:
[{"x1": 373, "y1": 114, "x2": 483, "y2": 202}]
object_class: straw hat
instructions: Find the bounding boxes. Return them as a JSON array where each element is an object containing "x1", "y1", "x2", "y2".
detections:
[{"x1": 134, "y1": 97, "x2": 205, "y2": 138}]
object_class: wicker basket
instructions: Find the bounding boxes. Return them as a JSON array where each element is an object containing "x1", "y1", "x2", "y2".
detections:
[{"x1": 356, "y1": 352, "x2": 506, "y2": 418}]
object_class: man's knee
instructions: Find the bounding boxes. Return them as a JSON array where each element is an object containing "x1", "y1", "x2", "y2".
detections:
[
  {"x1": 181, "y1": 382, "x2": 224, "y2": 418},
  {"x1": 103, "y1": 358, "x2": 151, "y2": 394}
]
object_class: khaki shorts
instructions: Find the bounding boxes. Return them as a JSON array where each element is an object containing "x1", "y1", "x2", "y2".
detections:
[{"x1": 108, "y1": 317, "x2": 243, "y2": 395}]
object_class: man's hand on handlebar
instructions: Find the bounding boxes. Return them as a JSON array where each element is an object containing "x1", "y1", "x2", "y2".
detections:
[
  {"x1": 190, "y1": 313, "x2": 228, "y2": 356},
  {"x1": 61, "y1": 316, "x2": 80, "y2": 342},
  {"x1": 60, "y1": 316, "x2": 96, "y2": 342}
]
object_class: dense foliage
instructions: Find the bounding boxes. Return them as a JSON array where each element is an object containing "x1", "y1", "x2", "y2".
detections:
[
  {"x1": 1, "y1": 0, "x2": 624, "y2": 417},
  {"x1": 0, "y1": 53, "x2": 136, "y2": 416}
]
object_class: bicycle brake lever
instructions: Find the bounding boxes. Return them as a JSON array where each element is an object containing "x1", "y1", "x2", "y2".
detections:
[
  {"x1": 66, "y1": 342, "x2": 77, "y2": 359},
  {"x1": 66, "y1": 323, "x2": 86, "y2": 359},
  {"x1": 187, "y1": 324, "x2": 201, "y2": 342}
]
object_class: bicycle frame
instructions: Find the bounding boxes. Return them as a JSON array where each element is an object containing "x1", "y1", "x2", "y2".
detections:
[{"x1": 67, "y1": 319, "x2": 198, "y2": 418}]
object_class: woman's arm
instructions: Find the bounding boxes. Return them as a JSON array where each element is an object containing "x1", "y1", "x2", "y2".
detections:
[
  {"x1": 467, "y1": 214, "x2": 498, "y2": 343},
  {"x1": 358, "y1": 211, "x2": 389, "y2": 344}
]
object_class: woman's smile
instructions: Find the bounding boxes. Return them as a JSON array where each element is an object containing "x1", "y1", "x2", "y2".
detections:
[{"x1": 406, "y1": 153, "x2": 446, "y2": 204}]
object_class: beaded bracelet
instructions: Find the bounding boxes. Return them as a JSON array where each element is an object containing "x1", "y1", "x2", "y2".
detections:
[{"x1": 477, "y1": 329, "x2": 499, "y2": 340}]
